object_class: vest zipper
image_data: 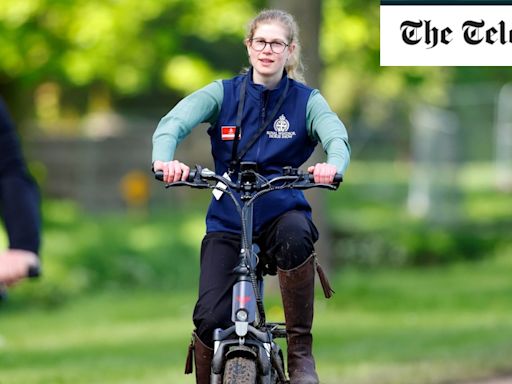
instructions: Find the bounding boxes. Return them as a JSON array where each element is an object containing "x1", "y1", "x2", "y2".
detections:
[{"x1": 257, "y1": 91, "x2": 269, "y2": 161}]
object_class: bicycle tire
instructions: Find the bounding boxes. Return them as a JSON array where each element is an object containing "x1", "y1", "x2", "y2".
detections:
[{"x1": 222, "y1": 356, "x2": 257, "y2": 384}]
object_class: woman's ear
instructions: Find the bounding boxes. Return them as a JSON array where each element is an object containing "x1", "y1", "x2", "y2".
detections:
[{"x1": 288, "y1": 42, "x2": 296, "y2": 56}]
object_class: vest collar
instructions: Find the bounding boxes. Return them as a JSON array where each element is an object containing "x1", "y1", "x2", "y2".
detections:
[{"x1": 247, "y1": 67, "x2": 289, "y2": 99}]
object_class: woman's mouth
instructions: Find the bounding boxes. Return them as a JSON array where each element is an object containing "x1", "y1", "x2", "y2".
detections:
[{"x1": 259, "y1": 58, "x2": 274, "y2": 65}]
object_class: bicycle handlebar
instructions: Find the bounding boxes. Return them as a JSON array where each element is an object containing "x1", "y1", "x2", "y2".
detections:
[{"x1": 154, "y1": 166, "x2": 342, "y2": 191}]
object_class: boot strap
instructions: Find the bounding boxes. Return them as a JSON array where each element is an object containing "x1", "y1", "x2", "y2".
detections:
[
  {"x1": 314, "y1": 253, "x2": 335, "y2": 299},
  {"x1": 184, "y1": 332, "x2": 195, "y2": 374}
]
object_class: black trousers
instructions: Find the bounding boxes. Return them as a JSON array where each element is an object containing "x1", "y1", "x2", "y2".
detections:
[{"x1": 192, "y1": 210, "x2": 319, "y2": 347}]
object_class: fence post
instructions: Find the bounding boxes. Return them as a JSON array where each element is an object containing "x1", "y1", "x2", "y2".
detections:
[
  {"x1": 495, "y1": 83, "x2": 512, "y2": 192},
  {"x1": 408, "y1": 105, "x2": 461, "y2": 223}
]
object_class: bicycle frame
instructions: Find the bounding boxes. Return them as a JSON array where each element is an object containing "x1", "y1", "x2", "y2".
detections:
[
  {"x1": 210, "y1": 164, "x2": 283, "y2": 384},
  {"x1": 156, "y1": 163, "x2": 341, "y2": 384}
]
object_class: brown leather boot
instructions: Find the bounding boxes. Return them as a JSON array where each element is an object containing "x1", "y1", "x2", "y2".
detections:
[
  {"x1": 185, "y1": 332, "x2": 213, "y2": 384},
  {"x1": 278, "y1": 254, "x2": 319, "y2": 384}
]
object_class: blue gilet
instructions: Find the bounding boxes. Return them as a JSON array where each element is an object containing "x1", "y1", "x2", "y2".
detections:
[{"x1": 206, "y1": 71, "x2": 317, "y2": 234}]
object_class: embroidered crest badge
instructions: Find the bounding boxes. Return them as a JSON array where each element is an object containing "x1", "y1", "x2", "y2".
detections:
[{"x1": 267, "y1": 115, "x2": 296, "y2": 139}]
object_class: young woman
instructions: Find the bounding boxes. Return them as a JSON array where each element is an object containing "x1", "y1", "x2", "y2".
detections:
[{"x1": 152, "y1": 9, "x2": 350, "y2": 384}]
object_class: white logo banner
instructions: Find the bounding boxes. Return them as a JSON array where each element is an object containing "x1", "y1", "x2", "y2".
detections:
[{"x1": 381, "y1": 2, "x2": 512, "y2": 66}]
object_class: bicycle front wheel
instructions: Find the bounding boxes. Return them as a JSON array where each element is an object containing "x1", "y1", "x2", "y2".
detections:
[{"x1": 222, "y1": 356, "x2": 257, "y2": 384}]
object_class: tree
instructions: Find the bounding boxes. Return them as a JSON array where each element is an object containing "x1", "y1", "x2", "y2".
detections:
[
  {"x1": 268, "y1": 0, "x2": 336, "y2": 271},
  {"x1": 0, "y1": 0, "x2": 258, "y2": 126}
]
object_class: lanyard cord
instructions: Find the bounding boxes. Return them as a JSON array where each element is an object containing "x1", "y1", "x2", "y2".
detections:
[
  {"x1": 229, "y1": 72, "x2": 290, "y2": 174},
  {"x1": 230, "y1": 74, "x2": 247, "y2": 173}
]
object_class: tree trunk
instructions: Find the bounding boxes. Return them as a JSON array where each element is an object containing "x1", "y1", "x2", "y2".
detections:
[
  {"x1": 269, "y1": 0, "x2": 322, "y2": 88},
  {"x1": 268, "y1": 0, "x2": 333, "y2": 274}
]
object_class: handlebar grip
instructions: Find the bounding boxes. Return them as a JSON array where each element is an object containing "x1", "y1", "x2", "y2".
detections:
[
  {"x1": 154, "y1": 170, "x2": 197, "y2": 182},
  {"x1": 28, "y1": 264, "x2": 41, "y2": 278},
  {"x1": 154, "y1": 170, "x2": 164, "y2": 181},
  {"x1": 307, "y1": 173, "x2": 343, "y2": 183}
]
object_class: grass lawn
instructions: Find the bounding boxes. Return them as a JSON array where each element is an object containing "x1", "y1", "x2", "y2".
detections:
[
  {"x1": 1, "y1": 161, "x2": 511, "y2": 383},
  {"x1": 2, "y1": 250, "x2": 512, "y2": 384}
]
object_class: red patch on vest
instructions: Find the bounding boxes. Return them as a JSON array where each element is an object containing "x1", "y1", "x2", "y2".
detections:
[{"x1": 221, "y1": 126, "x2": 238, "y2": 141}]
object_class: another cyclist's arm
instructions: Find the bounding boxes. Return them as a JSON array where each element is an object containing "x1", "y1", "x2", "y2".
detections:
[
  {"x1": 152, "y1": 81, "x2": 223, "y2": 183},
  {"x1": 306, "y1": 90, "x2": 351, "y2": 183},
  {"x1": 0, "y1": 99, "x2": 40, "y2": 285}
]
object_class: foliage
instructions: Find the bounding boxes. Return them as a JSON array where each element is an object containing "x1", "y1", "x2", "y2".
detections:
[
  {"x1": 0, "y1": 0, "x2": 482, "y2": 130},
  {"x1": 0, "y1": 0, "x2": 254, "y2": 92},
  {"x1": 329, "y1": 161, "x2": 512, "y2": 268},
  {"x1": 0, "y1": 0, "x2": 258, "y2": 125},
  {"x1": 2, "y1": 0, "x2": 512, "y2": 164},
  {"x1": 3, "y1": 199, "x2": 205, "y2": 307},
  {"x1": 320, "y1": 0, "x2": 453, "y2": 129},
  {"x1": 334, "y1": 222, "x2": 502, "y2": 268}
]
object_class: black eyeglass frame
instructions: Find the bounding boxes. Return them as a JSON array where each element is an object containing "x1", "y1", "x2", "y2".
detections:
[{"x1": 249, "y1": 39, "x2": 290, "y2": 54}]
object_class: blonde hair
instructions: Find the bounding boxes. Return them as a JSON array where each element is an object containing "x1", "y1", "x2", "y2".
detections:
[{"x1": 245, "y1": 9, "x2": 306, "y2": 84}]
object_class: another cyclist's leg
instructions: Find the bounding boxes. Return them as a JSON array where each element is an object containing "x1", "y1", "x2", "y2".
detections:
[
  {"x1": 191, "y1": 232, "x2": 240, "y2": 384},
  {"x1": 260, "y1": 210, "x2": 320, "y2": 384}
]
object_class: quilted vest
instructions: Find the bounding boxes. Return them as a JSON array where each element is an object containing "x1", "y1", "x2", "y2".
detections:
[{"x1": 206, "y1": 70, "x2": 317, "y2": 234}]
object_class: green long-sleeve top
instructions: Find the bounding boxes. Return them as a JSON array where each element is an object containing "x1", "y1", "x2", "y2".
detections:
[{"x1": 152, "y1": 80, "x2": 351, "y2": 174}]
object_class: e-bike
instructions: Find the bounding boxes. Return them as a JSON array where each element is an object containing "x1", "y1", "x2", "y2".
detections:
[{"x1": 156, "y1": 162, "x2": 341, "y2": 384}]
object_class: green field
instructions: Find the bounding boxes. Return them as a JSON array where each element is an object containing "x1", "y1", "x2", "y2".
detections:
[
  {"x1": 1, "y1": 161, "x2": 511, "y2": 383},
  {"x1": 2, "y1": 252, "x2": 512, "y2": 384}
]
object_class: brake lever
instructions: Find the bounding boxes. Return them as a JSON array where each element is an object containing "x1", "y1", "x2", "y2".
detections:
[
  {"x1": 164, "y1": 181, "x2": 210, "y2": 189},
  {"x1": 292, "y1": 182, "x2": 339, "y2": 191}
]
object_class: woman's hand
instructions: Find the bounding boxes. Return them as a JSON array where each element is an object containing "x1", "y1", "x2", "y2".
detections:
[
  {"x1": 307, "y1": 163, "x2": 338, "y2": 184},
  {"x1": 153, "y1": 160, "x2": 190, "y2": 183},
  {"x1": 0, "y1": 249, "x2": 38, "y2": 286}
]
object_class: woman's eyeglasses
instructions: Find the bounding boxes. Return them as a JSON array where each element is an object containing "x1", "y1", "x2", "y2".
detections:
[{"x1": 250, "y1": 38, "x2": 289, "y2": 54}]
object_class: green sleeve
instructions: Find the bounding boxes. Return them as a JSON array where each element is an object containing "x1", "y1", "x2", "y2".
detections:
[
  {"x1": 306, "y1": 90, "x2": 351, "y2": 175},
  {"x1": 152, "y1": 80, "x2": 223, "y2": 162}
]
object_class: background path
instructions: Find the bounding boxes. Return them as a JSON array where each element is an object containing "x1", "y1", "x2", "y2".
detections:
[{"x1": 461, "y1": 377, "x2": 512, "y2": 384}]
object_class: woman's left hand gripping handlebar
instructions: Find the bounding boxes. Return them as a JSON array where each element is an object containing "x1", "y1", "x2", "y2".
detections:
[{"x1": 153, "y1": 160, "x2": 190, "y2": 183}]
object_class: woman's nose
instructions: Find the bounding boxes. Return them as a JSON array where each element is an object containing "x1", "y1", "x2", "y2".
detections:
[{"x1": 262, "y1": 43, "x2": 273, "y2": 53}]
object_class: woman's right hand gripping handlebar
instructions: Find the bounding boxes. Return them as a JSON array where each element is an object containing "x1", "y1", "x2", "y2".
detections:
[{"x1": 153, "y1": 160, "x2": 190, "y2": 184}]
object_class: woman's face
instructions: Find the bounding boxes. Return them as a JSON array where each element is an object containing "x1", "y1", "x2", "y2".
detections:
[{"x1": 246, "y1": 22, "x2": 294, "y2": 84}]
